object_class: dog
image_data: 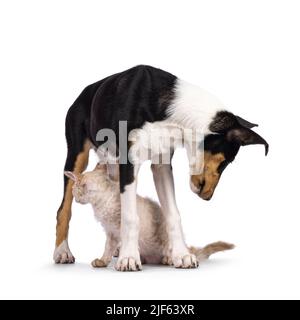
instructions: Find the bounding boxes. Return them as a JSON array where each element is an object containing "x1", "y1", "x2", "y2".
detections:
[{"x1": 54, "y1": 65, "x2": 268, "y2": 271}]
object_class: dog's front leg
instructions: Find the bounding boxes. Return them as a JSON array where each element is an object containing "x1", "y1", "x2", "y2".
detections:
[
  {"x1": 151, "y1": 164, "x2": 198, "y2": 268},
  {"x1": 115, "y1": 163, "x2": 142, "y2": 271}
]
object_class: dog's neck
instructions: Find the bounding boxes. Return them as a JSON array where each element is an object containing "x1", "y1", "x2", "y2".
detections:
[{"x1": 167, "y1": 79, "x2": 226, "y2": 132}]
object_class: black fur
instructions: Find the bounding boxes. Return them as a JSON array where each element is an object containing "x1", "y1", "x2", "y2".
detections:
[
  {"x1": 119, "y1": 163, "x2": 135, "y2": 193},
  {"x1": 209, "y1": 111, "x2": 238, "y2": 133},
  {"x1": 89, "y1": 65, "x2": 177, "y2": 147},
  {"x1": 205, "y1": 110, "x2": 269, "y2": 174},
  {"x1": 63, "y1": 65, "x2": 177, "y2": 193},
  {"x1": 204, "y1": 134, "x2": 240, "y2": 161},
  {"x1": 203, "y1": 134, "x2": 240, "y2": 174},
  {"x1": 61, "y1": 83, "x2": 101, "y2": 191},
  {"x1": 205, "y1": 111, "x2": 241, "y2": 174}
]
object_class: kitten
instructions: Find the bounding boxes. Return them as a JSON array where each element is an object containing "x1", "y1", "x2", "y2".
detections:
[{"x1": 65, "y1": 164, "x2": 234, "y2": 269}]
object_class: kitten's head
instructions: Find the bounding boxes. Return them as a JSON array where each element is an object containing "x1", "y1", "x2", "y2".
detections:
[{"x1": 64, "y1": 165, "x2": 107, "y2": 204}]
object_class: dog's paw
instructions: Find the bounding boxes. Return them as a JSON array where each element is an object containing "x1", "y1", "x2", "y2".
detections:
[
  {"x1": 91, "y1": 258, "x2": 108, "y2": 268},
  {"x1": 173, "y1": 253, "x2": 198, "y2": 269},
  {"x1": 115, "y1": 257, "x2": 142, "y2": 272},
  {"x1": 113, "y1": 247, "x2": 120, "y2": 257},
  {"x1": 53, "y1": 240, "x2": 75, "y2": 264},
  {"x1": 161, "y1": 256, "x2": 173, "y2": 266}
]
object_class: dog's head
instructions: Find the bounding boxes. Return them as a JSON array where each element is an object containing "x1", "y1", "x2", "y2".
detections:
[{"x1": 190, "y1": 111, "x2": 269, "y2": 200}]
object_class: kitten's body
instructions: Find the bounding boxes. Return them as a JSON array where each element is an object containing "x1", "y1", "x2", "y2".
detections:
[{"x1": 66, "y1": 165, "x2": 233, "y2": 268}]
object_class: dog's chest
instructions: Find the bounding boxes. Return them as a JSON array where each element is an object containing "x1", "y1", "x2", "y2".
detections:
[{"x1": 129, "y1": 121, "x2": 184, "y2": 162}]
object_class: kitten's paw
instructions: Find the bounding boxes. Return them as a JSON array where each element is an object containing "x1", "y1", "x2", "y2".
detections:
[
  {"x1": 161, "y1": 256, "x2": 173, "y2": 265},
  {"x1": 91, "y1": 258, "x2": 108, "y2": 268},
  {"x1": 173, "y1": 253, "x2": 198, "y2": 269},
  {"x1": 115, "y1": 257, "x2": 142, "y2": 272},
  {"x1": 53, "y1": 240, "x2": 75, "y2": 264}
]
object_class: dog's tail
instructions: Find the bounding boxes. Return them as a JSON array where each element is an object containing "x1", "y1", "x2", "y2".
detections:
[{"x1": 189, "y1": 241, "x2": 234, "y2": 262}]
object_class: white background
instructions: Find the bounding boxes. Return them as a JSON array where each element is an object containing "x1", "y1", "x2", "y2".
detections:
[{"x1": 0, "y1": 0, "x2": 299, "y2": 300}]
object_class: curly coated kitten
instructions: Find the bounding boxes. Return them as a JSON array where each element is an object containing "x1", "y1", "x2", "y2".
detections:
[{"x1": 65, "y1": 164, "x2": 233, "y2": 269}]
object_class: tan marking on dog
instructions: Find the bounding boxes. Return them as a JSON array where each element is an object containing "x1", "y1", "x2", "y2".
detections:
[
  {"x1": 55, "y1": 140, "x2": 91, "y2": 247},
  {"x1": 191, "y1": 151, "x2": 225, "y2": 199}
]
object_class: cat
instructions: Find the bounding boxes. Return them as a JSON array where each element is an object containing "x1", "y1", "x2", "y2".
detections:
[{"x1": 65, "y1": 164, "x2": 234, "y2": 270}]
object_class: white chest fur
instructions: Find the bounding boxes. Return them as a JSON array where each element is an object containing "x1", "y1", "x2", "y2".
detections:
[{"x1": 128, "y1": 122, "x2": 184, "y2": 163}]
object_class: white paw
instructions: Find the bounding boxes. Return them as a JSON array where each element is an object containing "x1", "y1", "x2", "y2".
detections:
[
  {"x1": 173, "y1": 253, "x2": 198, "y2": 269},
  {"x1": 161, "y1": 256, "x2": 173, "y2": 266},
  {"x1": 113, "y1": 246, "x2": 120, "y2": 257},
  {"x1": 115, "y1": 257, "x2": 142, "y2": 271},
  {"x1": 53, "y1": 240, "x2": 75, "y2": 264}
]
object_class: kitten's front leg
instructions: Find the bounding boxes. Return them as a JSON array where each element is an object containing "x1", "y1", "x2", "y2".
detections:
[{"x1": 91, "y1": 234, "x2": 118, "y2": 268}]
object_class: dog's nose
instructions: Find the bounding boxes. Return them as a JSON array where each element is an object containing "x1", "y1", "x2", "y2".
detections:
[
  {"x1": 199, "y1": 189, "x2": 213, "y2": 201},
  {"x1": 198, "y1": 182, "x2": 204, "y2": 193}
]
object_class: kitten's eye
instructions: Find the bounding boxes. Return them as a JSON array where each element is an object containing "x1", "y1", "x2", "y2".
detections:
[{"x1": 81, "y1": 183, "x2": 87, "y2": 192}]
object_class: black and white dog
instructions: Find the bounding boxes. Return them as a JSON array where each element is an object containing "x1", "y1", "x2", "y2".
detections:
[{"x1": 54, "y1": 65, "x2": 268, "y2": 271}]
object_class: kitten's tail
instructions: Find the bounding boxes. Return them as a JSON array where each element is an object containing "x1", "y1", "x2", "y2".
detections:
[{"x1": 189, "y1": 241, "x2": 234, "y2": 262}]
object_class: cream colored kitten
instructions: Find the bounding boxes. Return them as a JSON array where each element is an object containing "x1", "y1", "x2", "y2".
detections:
[{"x1": 65, "y1": 164, "x2": 233, "y2": 270}]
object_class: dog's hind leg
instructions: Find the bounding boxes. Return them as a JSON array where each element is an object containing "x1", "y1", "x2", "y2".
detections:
[{"x1": 54, "y1": 104, "x2": 91, "y2": 264}]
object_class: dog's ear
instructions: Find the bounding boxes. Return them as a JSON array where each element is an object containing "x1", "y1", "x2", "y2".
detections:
[
  {"x1": 210, "y1": 111, "x2": 258, "y2": 132},
  {"x1": 210, "y1": 111, "x2": 269, "y2": 155},
  {"x1": 64, "y1": 171, "x2": 78, "y2": 181},
  {"x1": 226, "y1": 127, "x2": 269, "y2": 155},
  {"x1": 235, "y1": 115, "x2": 258, "y2": 129}
]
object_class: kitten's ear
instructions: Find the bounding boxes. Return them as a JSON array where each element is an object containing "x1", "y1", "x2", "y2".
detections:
[
  {"x1": 94, "y1": 163, "x2": 106, "y2": 171},
  {"x1": 64, "y1": 171, "x2": 78, "y2": 181}
]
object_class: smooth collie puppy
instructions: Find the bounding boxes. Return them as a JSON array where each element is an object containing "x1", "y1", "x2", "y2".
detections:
[{"x1": 55, "y1": 65, "x2": 268, "y2": 271}]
